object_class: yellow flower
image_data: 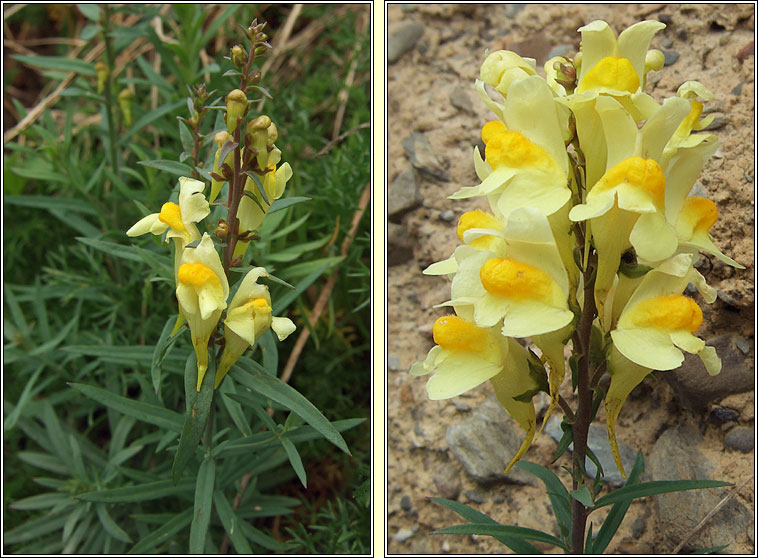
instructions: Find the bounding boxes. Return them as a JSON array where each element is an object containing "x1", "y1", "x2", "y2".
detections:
[
  {"x1": 423, "y1": 210, "x2": 506, "y2": 277},
  {"x1": 477, "y1": 50, "x2": 537, "y2": 114},
  {"x1": 176, "y1": 233, "x2": 229, "y2": 391},
  {"x1": 127, "y1": 177, "x2": 209, "y2": 247},
  {"x1": 674, "y1": 196, "x2": 744, "y2": 268},
  {"x1": 451, "y1": 76, "x2": 570, "y2": 222},
  {"x1": 233, "y1": 157, "x2": 293, "y2": 260},
  {"x1": 215, "y1": 267, "x2": 296, "y2": 388},
  {"x1": 409, "y1": 309, "x2": 539, "y2": 472},
  {"x1": 449, "y1": 207, "x2": 573, "y2": 338},
  {"x1": 575, "y1": 20, "x2": 665, "y2": 95},
  {"x1": 610, "y1": 253, "x2": 720, "y2": 374},
  {"x1": 209, "y1": 131, "x2": 233, "y2": 204}
]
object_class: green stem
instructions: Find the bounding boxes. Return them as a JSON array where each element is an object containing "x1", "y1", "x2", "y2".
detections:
[{"x1": 100, "y1": 5, "x2": 119, "y2": 178}]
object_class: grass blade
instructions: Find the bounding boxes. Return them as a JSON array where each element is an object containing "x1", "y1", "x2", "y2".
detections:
[{"x1": 189, "y1": 457, "x2": 216, "y2": 554}]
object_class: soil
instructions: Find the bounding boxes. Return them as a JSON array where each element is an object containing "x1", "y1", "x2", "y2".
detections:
[{"x1": 387, "y1": 3, "x2": 755, "y2": 555}]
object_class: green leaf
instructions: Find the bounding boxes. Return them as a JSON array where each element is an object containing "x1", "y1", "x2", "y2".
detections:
[
  {"x1": 4, "y1": 512, "x2": 70, "y2": 545},
  {"x1": 591, "y1": 451, "x2": 645, "y2": 553},
  {"x1": 551, "y1": 418, "x2": 573, "y2": 463},
  {"x1": 172, "y1": 353, "x2": 215, "y2": 482},
  {"x1": 96, "y1": 503, "x2": 133, "y2": 543},
  {"x1": 178, "y1": 118, "x2": 194, "y2": 154},
  {"x1": 138, "y1": 159, "x2": 194, "y2": 176},
  {"x1": 78, "y1": 479, "x2": 195, "y2": 503},
  {"x1": 430, "y1": 498, "x2": 540, "y2": 554},
  {"x1": 515, "y1": 461, "x2": 571, "y2": 538},
  {"x1": 213, "y1": 491, "x2": 252, "y2": 554},
  {"x1": 17, "y1": 451, "x2": 69, "y2": 475},
  {"x1": 229, "y1": 360, "x2": 350, "y2": 455},
  {"x1": 238, "y1": 521, "x2": 295, "y2": 552},
  {"x1": 694, "y1": 544, "x2": 730, "y2": 554},
  {"x1": 10, "y1": 492, "x2": 72, "y2": 511},
  {"x1": 10, "y1": 54, "x2": 96, "y2": 76},
  {"x1": 4, "y1": 194, "x2": 97, "y2": 214},
  {"x1": 189, "y1": 457, "x2": 216, "y2": 554},
  {"x1": 77, "y1": 4, "x2": 101, "y2": 21},
  {"x1": 570, "y1": 486, "x2": 594, "y2": 508},
  {"x1": 272, "y1": 263, "x2": 330, "y2": 315},
  {"x1": 280, "y1": 436, "x2": 307, "y2": 487},
  {"x1": 128, "y1": 509, "x2": 193, "y2": 554},
  {"x1": 4, "y1": 364, "x2": 45, "y2": 430},
  {"x1": 434, "y1": 523, "x2": 566, "y2": 549},
  {"x1": 151, "y1": 315, "x2": 181, "y2": 394},
  {"x1": 218, "y1": 381, "x2": 253, "y2": 437},
  {"x1": 120, "y1": 99, "x2": 184, "y2": 144},
  {"x1": 593, "y1": 479, "x2": 731, "y2": 509},
  {"x1": 69, "y1": 383, "x2": 183, "y2": 433},
  {"x1": 268, "y1": 196, "x2": 311, "y2": 214}
]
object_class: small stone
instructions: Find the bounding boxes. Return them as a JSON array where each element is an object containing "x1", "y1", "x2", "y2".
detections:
[
  {"x1": 547, "y1": 44, "x2": 573, "y2": 59},
  {"x1": 493, "y1": 493, "x2": 505, "y2": 504},
  {"x1": 388, "y1": 168, "x2": 422, "y2": 222},
  {"x1": 400, "y1": 494, "x2": 413, "y2": 511},
  {"x1": 388, "y1": 23, "x2": 425, "y2": 63},
  {"x1": 439, "y1": 209, "x2": 455, "y2": 223},
  {"x1": 446, "y1": 396, "x2": 536, "y2": 486},
  {"x1": 631, "y1": 515, "x2": 647, "y2": 539},
  {"x1": 717, "y1": 290, "x2": 740, "y2": 308},
  {"x1": 402, "y1": 133, "x2": 450, "y2": 182},
  {"x1": 708, "y1": 406, "x2": 740, "y2": 425},
  {"x1": 449, "y1": 86, "x2": 474, "y2": 114},
  {"x1": 662, "y1": 49, "x2": 680, "y2": 66},
  {"x1": 388, "y1": 354, "x2": 402, "y2": 371},
  {"x1": 661, "y1": 37, "x2": 674, "y2": 48},
  {"x1": 452, "y1": 400, "x2": 471, "y2": 412},
  {"x1": 658, "y1": 13, "x2": 673, "y2": 25},
  {"x1": 433, "y1": 462, "x2": 462, "y2": 500},
  {"x1": 704, "y1": 115, "x2": 729, "y2": 131},
  {"x1": 388, "y1": 222, "x2": 414, "y2": 266},
  {"x1": 441, "y1": 541, "x2": 450, "y2": 553},
  {"x1": 735, "y1": 336, "x2": 750, "y2": 354},
  {"x1": 724, "y1": 427, "x2": 755, "y2": 453},
  {"x1": 394, "y1": 527, "x2": 416, "y2": 543},
  {"x1": 731, "y1": 81, "x2": 745, "y2": 96},
  {"x1": 464, "y1": 488, "x2": 487, "y2": 504}
]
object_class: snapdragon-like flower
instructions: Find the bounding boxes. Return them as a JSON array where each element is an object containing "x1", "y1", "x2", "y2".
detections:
[
  {"x1": 176, "y1": 233, "x2": 229, "y2": 390},
  {"x1": 449, "y1": 207, "x2": 573, "y2": 338},
  {"x1": 127, "y1": 176, "x2": 209, "y2": 247},
  {"x1": 610, "y1": 253, "x2": 720, "y2": 374},
  {"x1": 450, "y1": 76, "x2": 570, "y2": 222},
  {"x1": 215, "y1": 267, "x2": 296, "y2": 388},
  {"x1": 410, "y1": 308, "x2": 540, "y2": 471}
]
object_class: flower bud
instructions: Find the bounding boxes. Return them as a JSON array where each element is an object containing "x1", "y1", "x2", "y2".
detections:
[
  {"x1": 95, "y1": 62, "x2": 109, "y2": 94},
  {"x1": 231, "y1": 44, "x2": 247, "y2": 68},
  {"x1": 225, "y1": 89, "x2": 248, "y2": 134},
  {"x1": 266, "y1": 122, "x2": 278, "y2": 145},
  {"x1": 245, "y1": 115, "x2": 272, "y2": 170},
  {"x1": 118, "y1": 88, "x2": 134, "y2": 126},
  {"x1": 215, "y1": 219, "x2": 230, "y2": 240}
]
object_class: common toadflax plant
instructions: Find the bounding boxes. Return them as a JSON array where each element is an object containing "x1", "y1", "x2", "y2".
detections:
[{"x1": 411, "y1": 19, "x2": 742, "y2": 554}]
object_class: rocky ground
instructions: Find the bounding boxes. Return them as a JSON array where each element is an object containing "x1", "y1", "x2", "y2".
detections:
[{"x1": 387, "y1": 3, "x2": 754, "y2": 555}]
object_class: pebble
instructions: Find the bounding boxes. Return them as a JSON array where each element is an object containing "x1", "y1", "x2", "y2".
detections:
[
  {"x1": 731, "y1": 81, "x2": 745, "y2": 96},
  {"x1": 735, "y1": 336, "x2": 750, "y2": 354},
  {"x1": 707, "y1": 406, "x2": 740, "y2": 425},
  {"x1": 388, "y1": 222, "x2": 415, "y2": 266},
  {"x1": 703, "y1": 115, "x2": 729, "y2": 131},
  {"x1": 434, "y1": 462, "x2": 462, "y2": 500},
  {"x1": 664, "y1": 334, "x2": 754, "y2": 412},
  {"x1": 439, "y1": 209, "x2": 455, "y2": 223},
  {"x1": 400, "y1": 494, "x2": 413, "y2": 511},
  {"x1": 394, "y1": 527, "x2": 416, "y2": 543},
  {"x1": 452, "y1": 400, "x2": 471, "y2": 412},
  {"x1": 388, "y1": 168, "x2": 422, "y2": 222},
  {"x1": 631, "y1": 515, "x2": 647, "y2": 539},
  {"x1": 649, "y1": 425, "x2": 752, "y2": 553},
  {"x1": 441, "y1": 541, "x2": 450, "y2": 553},
  {"x1": 388, "y1": 354, "x2": 402, "y2": 371},
  {"x1": 464, "y1": 488, "x2": 487, "y2": 504},
  {"x1": 716, "y1": 290, "x2": 740, "y2": 308},
  {"x1": 402, "y1": 132, "x2": 450, "y2": 182},
  {"x1": 446, "y1": 395, "x2": 536, "y2": 485},
  {"x1": 662, "y1": 49, "x2": 680, "y2": 66},
  {"x1": 661, "y1": 37, "x2": 674, "y2": 48},
  {"x1": 724, "y1": 426, "x2": 755, "y2": 453},
  {"x1": 388, "y1": 23, "x2": 425, "y2": 64},
  {"x1": 449, "y1": 86, "x2": 474, "y2": 114}
]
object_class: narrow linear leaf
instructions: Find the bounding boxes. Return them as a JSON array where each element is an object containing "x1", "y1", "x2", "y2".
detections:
[
  {"x1": 693, "y1": 544, "x2": 730, "y2": 554},
  {"x1": 10, "y1": 54, "x2": 96, "y2": 75},
  {"x1": 96, "y1": 503, "x2": 133, "y2": 543},
  {"x1": 172, "y1": 354, "x2": 215, "y2": 483},
  {"x1": 128, "y1": 509, "x2": 193, "y2": 554},
  {"x1": 229, "y1": 361, "x2": 350, "y2": 455},
  {"x1": 515, "y1": 461, "x2": 572, "y2": 536},
  {"x1": 4, "y1": 194, "x2": 97, "y2": 214},
  {"x1": 435, "y1": 523, "x2": 566, "y2": 549},
  {"x1": 213, "y1": 491, "x2": 253, "y2": 554},
  {"x1": 591, "y1": 451, "x2": 645, "y2": 553},
  {"x1": 280, "y1": 436, "x2": 307, "y2": 487},
  {"x1": 430, "y1": 498, "x2": 540, "y2": 554},
  {"x1": 138, "y1": 159, "x2": 194, "y2": 176},
  {"x1": 593, "y1": 480, "x2": 732, "y2": 509},
  {"x1": 189, "y1": 457, "x2": 216, "y2": 554},
  {"x1": 69, "y1": 383, "x2": 183, "y2": 433},
  {"x1": 10, "y1": 492, "x2": 72, "y2": 511},
  {"x1": 3, "y1": 512, "x2": 70, "y2": 545},
  {"x1": 268, "y1": 196, "x2": 311, "y2": 214},
  {"x1": 570, "y1": 485, "x2": 594, "y2": 508},
  {"x1": 77, "y1": 479, "x2": 195, "y2": 503}
]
